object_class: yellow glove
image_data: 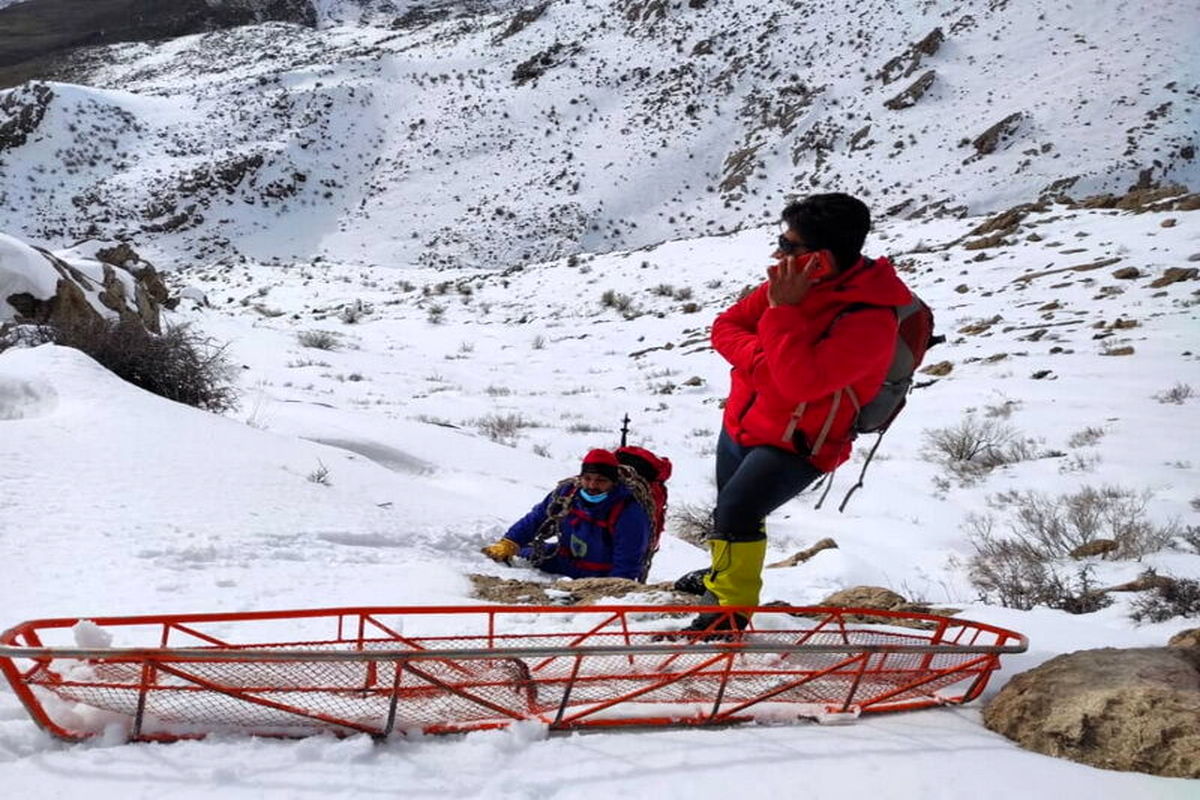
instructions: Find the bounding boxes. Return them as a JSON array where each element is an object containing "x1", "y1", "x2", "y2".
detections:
[{"x1": 481, "y1": 538, "x2": 520, "y2": 563}]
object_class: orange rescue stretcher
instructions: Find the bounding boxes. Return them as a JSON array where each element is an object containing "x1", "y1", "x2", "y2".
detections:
[{"x1": 0, "y1": 605, "x2": 1027, "y2": 742}]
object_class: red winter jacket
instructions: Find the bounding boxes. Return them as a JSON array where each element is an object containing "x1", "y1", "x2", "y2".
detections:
[{"x1": 712, "y1": 256, "x2": 911, "y2": 472}]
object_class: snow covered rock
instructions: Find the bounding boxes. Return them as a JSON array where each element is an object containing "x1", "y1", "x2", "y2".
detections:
[
  {"x1": 982, "y1": 647, "x2": 1200, "y2": 778},
  {"x1": 0, "y1": 232, "x2": 169, "y2": 332}
]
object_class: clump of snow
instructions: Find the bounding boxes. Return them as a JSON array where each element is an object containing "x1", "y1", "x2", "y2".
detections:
[{"x1": 71, "y1": 620, "x2": 112, "y2": 649}]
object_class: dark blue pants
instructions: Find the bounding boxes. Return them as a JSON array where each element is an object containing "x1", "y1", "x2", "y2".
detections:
[{"x1": 713, "y1": 429, "x2": 823, "y2": 541}]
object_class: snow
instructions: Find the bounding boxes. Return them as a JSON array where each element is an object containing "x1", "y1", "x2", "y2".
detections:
[
  {"x1": 0, "y1": 233, "x2": 59, "y2": 322},
  {"x1": 1, "y1": 0, "x2": 1196, "y2": 267},
  {"x1": 0, "y1": 0, "x2": 1198, "y2": 795},
  {"x1": 2, "y1": 198, "x2": 1199, "y2": 796}
]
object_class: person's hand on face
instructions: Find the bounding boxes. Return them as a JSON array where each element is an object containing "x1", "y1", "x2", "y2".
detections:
[{"x1": 767, "y1": 231, "x2": 833, "y2": 307}]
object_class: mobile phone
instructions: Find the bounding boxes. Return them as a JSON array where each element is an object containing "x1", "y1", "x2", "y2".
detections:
[{"x1": 801, "y1": 250, "x2": 836, "y2": 281}]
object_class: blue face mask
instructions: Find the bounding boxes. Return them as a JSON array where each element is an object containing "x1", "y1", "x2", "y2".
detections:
[{"x1": 579, "y1": 489, "x2": 609, "y2": 503}]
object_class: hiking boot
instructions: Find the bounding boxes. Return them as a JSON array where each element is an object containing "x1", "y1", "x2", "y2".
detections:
[
  {"x1": 671, "y1": 610, "x2": 749, "y2": 642},
  {"x1": 673, "y1": 568, "x2": 710, "y2": 596}
]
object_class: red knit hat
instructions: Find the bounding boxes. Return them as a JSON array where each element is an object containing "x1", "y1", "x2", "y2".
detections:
[{"x1": 580, "y1": 448, "x2": 620, "y2": 482}]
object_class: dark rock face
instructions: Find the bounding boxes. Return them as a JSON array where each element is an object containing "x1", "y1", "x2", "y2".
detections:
[
  {"x1": 0, "y1": 0, "x2": 316, "y2": 86},
  {"x1": 0, "y1": 81, "x2": 53, "y2": 151}
]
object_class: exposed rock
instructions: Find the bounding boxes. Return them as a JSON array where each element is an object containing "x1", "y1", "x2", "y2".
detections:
[
  {"x1": 963, "y1": 232, "x2": 1008, "y2": 250},
  {"x1": 1149, "y1": 267, "x2": 1198, "y2": 288},
  {"x1": 1111, "y1": 266, "x2": 1141, "y2": 279},
  {"x1": 1014, "y1": 257, "x2": 1123, "y2": 284},
  {"x1": 1169, "y1": 629, "x2": 1200, "y2": 649},
  {"x1": 878, "y1": 28, "x2": 944, "y2": 85},
  {"x1": 0, "y1": 233, "x2": 168, "y2": 334},
  {"x1": 920, "y1": 360, "x2": 953, "y2": 376},
  {"x1": 983, "y1": 647, "x2": 1200, "y2": 778},
  {"x1": 968, "y1": 202, "x2": 1045, "y2": 237},
  {"x1": 766, "y1": 537, "x2": 837, "y2": 569},
  {"x1": 1098, "y1": 572, "x2": 1179, "y2": 593},
  {"x1": 469, "y1": 573, "x2": 679, "y2": 605},
  {"x1": 492, "y1": 2, "x2": 550, "y2": 44},
  {"x1": 820, "y1": 586, "x2": 906, "y2": 610},
  {"x1": 971, "y1": 112, "x2": 1025, "y2": 156},
  {"x1": 791, "y1": 585, "x2": 958, "y2": 629},
  {"x1": 884, "y1": 70, "x2": 936, "y2": 110},
  {"x1": 0, "y1": 81, "x2": 53, "y2": 152},
  {"x1": 1069, "y1": 539, "x2": 1117, "y2": 560},
  {"x1": 512, "y1": 41, "x2": 582, "y2": 86},
  {"x1": 1100, "y1": 345, "x2": 1135, "y2": 356},
  {"x1": 1073, "y1": 185, "x2": 1195, "y2": 212}
]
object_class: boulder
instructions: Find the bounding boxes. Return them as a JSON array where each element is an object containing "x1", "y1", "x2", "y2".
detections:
[
  {"x1": 0, "y1": 233, "x2": 168, "y2": 334},
  {"x1": 983, "y1": 647, "x2": 1200, "y2": 778},
  {"x1": 819, "y1": 586, "x2": 906, "y2": 610},
  {"x1": 1168, "y1": 629, "x2": 1200, "y2": 649}
]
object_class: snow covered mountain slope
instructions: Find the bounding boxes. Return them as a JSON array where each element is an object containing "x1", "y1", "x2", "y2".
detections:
[
  {"x1": 1, "y1": 0, "x2": 1196, "y2": 266},
  {"x1": 1, "y1": 197, "x2": 1198, "y2": 798}
]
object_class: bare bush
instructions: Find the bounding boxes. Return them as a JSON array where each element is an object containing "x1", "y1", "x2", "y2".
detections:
[
  {"x1": 965, "y1": 485, "x2": 1179, "y2": 612},
  {"x1": 965, "y1": 515, "x2": 1112, "y2": 613},
  {"x1": 1153, "y1": 382, "x2": 1194, "y2": 404},
  {"x1": 1067, "y1": 426, "x2": 1106, "y2": 448},
  {"x1": 1129, "y1": 577, "x2": 1200, "y2": 623},
  {"x1": 24, "y1": 318, "x2": 236, "y2": 412},
  {"x1": 1180, "y1": 525, "x2": 1200, "y2": 554},
  {"x1": 307, "y1": 460, "x2": 332, "y2": 486},
  {"x1": 600, "y1": 289, "x2": 633, "y2": 312},
  {"x1": 989, "y1": 485, "x2": 1177, "y2": 560},
  {"x1": 338, "y1": 299, "x2": 371, "y2": 324},
  {"x1": 922, "y1": 416, "x2": 1041, "y2": 484},
  {"x1": 297, "y1": 330, "x2": 339, "y2": 350},
  {"x1": 672, "y1": 501, "x2": 715, "y2": 547},
  {"x1": 1057, "y1": 452, "x2": 1100, "y2": 474},
  {"x1": 566, "y1": 421, "x2": 607, "y2": 434},
  {"x1": 475, "y1": 413, "x2": 537, "y2": 443}
]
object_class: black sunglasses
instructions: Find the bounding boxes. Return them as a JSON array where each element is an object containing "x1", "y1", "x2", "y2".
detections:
[{"x1": 777, "y1": 234, "x2": 809, "y2": 255}]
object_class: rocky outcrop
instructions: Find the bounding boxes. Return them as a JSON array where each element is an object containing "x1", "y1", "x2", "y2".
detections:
[
  {"x1": 0, "y1": 82, "x2": 53, "y2": 152},
  {"x1": 971, "y1": 112, "x2": 1025, "y2": 156},
  {"x1": 884, "y1": 70, "x2": 936, "y2": 110},
  {"x1": 0, "y1": 233, "x2": 169, "y2": 334},
  {"x1": 983, "y1": 647, "x2": 1200, "y2": 778},
  {"x1": 878, "y1": 28, "x2": 944, "y2": 85}
]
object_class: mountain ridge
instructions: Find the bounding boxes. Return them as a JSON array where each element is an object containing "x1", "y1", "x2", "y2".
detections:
[{"x1": 0, "y1": 0, "x2": 1195, "y2": 267}]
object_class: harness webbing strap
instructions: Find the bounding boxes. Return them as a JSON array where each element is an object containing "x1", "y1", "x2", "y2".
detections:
[
  {"x1": 809, "y1": 388, "x2": 843, "y2": 457},
  {"x1": 781, "y1": 402, "x2": 807, "y2": 443}
]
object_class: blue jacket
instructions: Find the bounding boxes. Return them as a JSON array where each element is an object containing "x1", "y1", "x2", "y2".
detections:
[{"x1": 503, "y1": 483, "x2": 651, "y2": 580}]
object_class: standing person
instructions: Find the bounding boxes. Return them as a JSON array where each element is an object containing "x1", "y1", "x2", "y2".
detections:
[
  {"x1": 481, "y1": 449, "x2": 652, "y2": 580},
  {"x1": 682, "y1": 193, "x2": 912, "y2": 633}
]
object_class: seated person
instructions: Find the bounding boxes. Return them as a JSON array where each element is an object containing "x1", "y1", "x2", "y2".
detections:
[{"x1": 481, "y1": 449, "x2": 651, "y2": 580}]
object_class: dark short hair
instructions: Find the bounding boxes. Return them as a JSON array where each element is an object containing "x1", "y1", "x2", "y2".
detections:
[{"x1": 780, "y1": 193, "x2": 871, "y2": 271}]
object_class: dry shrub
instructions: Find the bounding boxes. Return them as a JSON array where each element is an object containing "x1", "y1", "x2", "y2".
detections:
[
  {"x1": 965, "y1": 485, "x2": 1178, "y2": 612},
  {"x1": 1129, "y1": 577, "x2": 1200, "y2": 623},
  {"x1": 922, "y1": 415, "x2": 1042, "y2": 485},
  {"x1": 17, "y1": 318, "x2": 236, "y2": 412},
  {"x1": 475, "y1": 412, "x2": 537, "y2": 443},
  {"x1": 297, "y1": 330, "x2": 339, "y2": 350},
  {"x1": 991, "y1": 486, "x2": 1177, "y2": 560},
  {"x1": 671, "y1": 500, "x2": 715, "y2": 547}
]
